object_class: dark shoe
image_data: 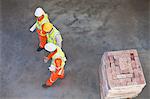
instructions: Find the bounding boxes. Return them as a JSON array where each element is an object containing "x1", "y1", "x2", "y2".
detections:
[
  {"x1": 42, "y1": 84, "x2": 51, "y2": 88},
  {"x1": 37, "y1": 47, "x2": 44, "y2": 52}
]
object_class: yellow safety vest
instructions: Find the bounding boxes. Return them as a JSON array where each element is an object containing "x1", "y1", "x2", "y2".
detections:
[
  {"x1": 51, "y1": 46, "x2": 67, "y2": 67},
  {"x1": 35, "y1": 14, "x2": 50, "y2": 36},
  {"x1": 46, "y1": 26, "x2": 62, "y2": 45}
]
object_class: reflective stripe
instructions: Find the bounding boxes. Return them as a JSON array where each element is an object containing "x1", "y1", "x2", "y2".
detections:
[
  {"x1": 58, "y1": 69, "x2": 63, "y2": 75},
  {"x1": 50, "y1": 78, "x2": 55, "y2": 83}
]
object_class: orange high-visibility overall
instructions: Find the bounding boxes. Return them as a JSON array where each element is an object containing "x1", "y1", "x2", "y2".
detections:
[
  {"x1": 36, "y1": 14, "x2": 49, "y2": 48},
  {"x1": 45, "y1": 47, "x2": 66, "y2": 86},
  {"x1": 36, "y1": 29, "x2": 47, "y2": 48},
  {"x1": 46, "y1": 66, "x2": 64, "y2": 86},
  {"x1": 46, "y1": 57, "x2": 65, "y2": 86}
]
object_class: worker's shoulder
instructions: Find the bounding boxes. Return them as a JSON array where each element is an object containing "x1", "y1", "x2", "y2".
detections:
[
  {"x1": 53, "y1": 25, "x2": 60, "y2": 30},
  {"x1": 52, "y1": 25, "x2": 61, "y2": 33}
]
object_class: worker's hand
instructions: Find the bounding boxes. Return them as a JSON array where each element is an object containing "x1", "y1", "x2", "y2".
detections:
[
  {"x1": 30, "y1": 27, "x2": 34, "y2": 32},
  {"x1": 48, "y1": 65, "x2": 56, "y2": 72},
  {"x1": 30, "y1": 23, "x2": 36, "y2": 32},
  {"x1": 43, "y1": 56, "x2": 49, "y2": 63}
]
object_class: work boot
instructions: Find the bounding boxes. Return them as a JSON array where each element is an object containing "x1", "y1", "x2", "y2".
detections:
[
  {"x1": 37, "y1": 47, "x2": 44, "y2": 52},
  {"x1": 42, "y1": 84, "x2": 51, "y2": 88}
]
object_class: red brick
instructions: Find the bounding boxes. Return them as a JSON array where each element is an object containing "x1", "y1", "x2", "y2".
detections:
[
  {"x1": 130, "y1": 53, "x2": 135, "y2": 61},
  {"x1": 119, "y1": 58, "x2": 128, "y2": 70},
  {"x1": 126, "y1": 74, "x2": 133, "y2": 78},
  {"x1": 131, "y1": 78, "x2": 138, "y2": 85},
  {"x1": 129, "y1": 66, "x2": 133, "y2": 74},
  {"x1": 127, "y1": 81, "x2": 133, "y2": 85},
  {"x1": 138, "y1": 70, "x2": 144, "y2": 77},
  {"x1": 115, "y1": 66, "x2": 120, "y2": 75},
  {"x1": 139, "y1": 77, "x2": 145, "y2": 84},
  {"x1": 127, "y1": 57, "x2": 132, "y2": 65},
  {"x1": 115, "y1": 80, "x2": 121, "y2": 87},
  {"x1": 107, "y1": 51, "x2": 123, "y2": 56},
  {"x1": 121, "y1": 68, "x2": 130, "y2": 74},
  {"x1": 131, "y1": 60, "x2": 137, "y2": 69},
  {"x1": 104, "y1": 60, "x2": 111, "y2": 68},
  {"x1": 112, "y1": 70, "x2": 117, "y2": 80},
  {"x1": 111, "y1": 65, "x2": 116, "y2": 73},
  {"x1": 117, "y1": 74, "x2": 126, "y2": 79},
  {"x1": 133, "y1": 69, "x2": 139, "y2": 78},
  {"x1": 122, "y1": 52, "x2": 131, "y2": 58},
  {"x1": 126, "y1": 78, "x2": 131, "y2": 84},
  {"x1": 119, "y1": 79, "x2": 127, "y2": 86},
  {"x1": 108, "y1": 55, "x2": 114, "y2": 63},
  {"x1": 109, "y1": 79, "x2": 116, "y2": 88},
  {"x1": 133, "y1": 77, "x2": 141, "y2": 84},
  {"x1": 114, "y1": 59, "x2": 119, "y2": 66},
  {"x1": 106, "y1": 67, "x2": 113, "y2": 80},
  {"x1": 135, "y1": 57, "x2": 141, "y2": 68},
  {"x1": 117, "y1": 74, "x2": 133, "y2": 79},
  {"x1": 106, "y1": 67, "x2": 112, "y2": 73}
]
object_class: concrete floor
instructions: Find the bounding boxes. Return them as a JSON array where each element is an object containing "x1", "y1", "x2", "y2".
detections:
[{"x1": 0, "y1": 0, "x2": 149, "y2": 99}]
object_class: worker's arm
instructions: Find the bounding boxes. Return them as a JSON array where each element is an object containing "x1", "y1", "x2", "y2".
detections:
[
  {"x1": 43, "y1": 53, "x2": 54, "y2": 63},
  {"x1": 30, "y1": 23, "x2": 36, "y2": 32},
  {"x1": 55, "y1": 34, "x2": 62, "y2": 48},
  {"x1": 43, "y1": 50, "x2": 57, "y2": 63}
]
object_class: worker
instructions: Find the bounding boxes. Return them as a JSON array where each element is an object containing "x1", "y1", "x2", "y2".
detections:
[
  {"x1": 43, "y1": 22, "x2": 63, "y2": 48},
  {"x1": 42, "y1": 43, "x2": 67, "y2": 88},
  {"x1": 30, "y1": 7, "x2": 50, "y2": 52}
]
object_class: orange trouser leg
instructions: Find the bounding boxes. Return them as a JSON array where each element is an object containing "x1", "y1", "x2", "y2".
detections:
[
  {"x1": 46, "y1": 72, "x2": 58, "y2": 86},
  {"x1": 46, "y1": 68, "x2": 65, "y2": 86},
  {"x1": 58, "y1": 69, "x2": 64, "y2": 79},
  {"x1": 38, "y1": 35, "x2": 47, "y2": 48}
]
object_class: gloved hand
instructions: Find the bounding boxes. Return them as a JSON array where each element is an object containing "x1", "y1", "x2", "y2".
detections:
[
  {"x1": 30, "y1": 23, "x2": 36, "y2": 32},
  {"x1": 48, "y1": 65, "x2": 56, "y2": 72}
]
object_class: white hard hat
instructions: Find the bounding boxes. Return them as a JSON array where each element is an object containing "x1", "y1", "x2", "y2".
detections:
[
  {"x1": 44, "y1": 43, "x2": 57, "y2": 52},
  {"x1": 34, "y1": 7, "x2": 45, "y2": 17}
]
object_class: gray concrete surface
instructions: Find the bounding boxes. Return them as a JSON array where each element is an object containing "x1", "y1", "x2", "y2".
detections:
[{"x1": 0, "y1": 0, "x2": 149, "y2": 99}]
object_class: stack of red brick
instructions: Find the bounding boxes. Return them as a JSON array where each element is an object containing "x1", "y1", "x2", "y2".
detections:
[{"x1": 99, "y1": 49, "x2": 146, "y2": 99}]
